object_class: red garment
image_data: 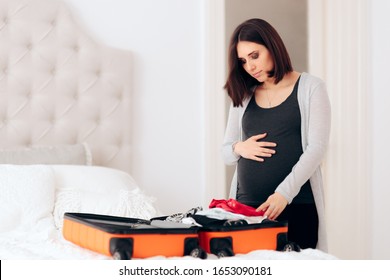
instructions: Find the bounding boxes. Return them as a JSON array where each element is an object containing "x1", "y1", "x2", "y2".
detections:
[{"x1": 209, "y1": 199, "x2": 265, "y2": 216}]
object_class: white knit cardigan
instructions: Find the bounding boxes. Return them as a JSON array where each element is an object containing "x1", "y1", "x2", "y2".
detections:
[{"x1": 221, "y1": 72, "x2": 331, "y2": 252}]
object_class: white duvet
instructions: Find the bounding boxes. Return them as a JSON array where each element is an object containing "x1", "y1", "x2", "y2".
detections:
[{"x1": 0, "y1": 164, "x2": 337, "y2": 260}]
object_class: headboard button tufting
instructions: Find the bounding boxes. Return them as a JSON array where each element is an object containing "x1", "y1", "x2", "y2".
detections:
[{"x1": 0, "y1": 0, "x2": 132, "y2": 173}]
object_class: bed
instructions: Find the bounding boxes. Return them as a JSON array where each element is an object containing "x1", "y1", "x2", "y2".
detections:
[{"x1": 0, "y1": 0, "x2": 336, "y2": 260}]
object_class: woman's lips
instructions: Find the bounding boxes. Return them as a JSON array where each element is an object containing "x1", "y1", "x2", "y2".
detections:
[{"x1": 252, "y1": 71, "x2": 262, "y2": 78}]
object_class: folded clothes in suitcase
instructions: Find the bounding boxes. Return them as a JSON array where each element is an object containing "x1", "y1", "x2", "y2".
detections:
[{"x1": 63, "y1": 212, "x2": 206, "y2": 260}]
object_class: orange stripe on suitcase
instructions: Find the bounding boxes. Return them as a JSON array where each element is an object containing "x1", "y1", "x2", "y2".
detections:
[
  {"x1": 63, "y1": 214, "x2": 199, "y2": 258},
  {"x1": 198, "y1": 224, "x2": 288, "y2": 254}
]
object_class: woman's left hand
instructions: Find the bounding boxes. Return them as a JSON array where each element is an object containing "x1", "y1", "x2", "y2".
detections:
[{"x1": 256, "y1": 192, "x2": 288, "y2": 220}]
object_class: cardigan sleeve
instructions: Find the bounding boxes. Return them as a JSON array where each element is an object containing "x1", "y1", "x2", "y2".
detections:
[
  {"x1": 221, "y1": 102, "x2": 241, "y2": 165},
  {"x1": 275, "y1": 79, "x2": 331, "y2": 203}
]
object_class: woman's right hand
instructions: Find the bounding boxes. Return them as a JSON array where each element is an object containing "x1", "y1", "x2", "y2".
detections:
[{"x1": 233, "y1": 133, "x2": 276, "y2": 162}]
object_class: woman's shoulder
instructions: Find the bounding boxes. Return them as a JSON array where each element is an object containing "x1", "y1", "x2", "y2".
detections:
[
  {"x1": 299, "y1": 73, "x2": 329, "y2": 101},
  {"x1": 300, "y1": 72, "x2": 326, "y2": 87},
  {"x1": 242, "y1": 95, "x2": 253, "y2": 108},
  {"x1": 228, "y1": 95, "x2": 252, "y2": 111}
]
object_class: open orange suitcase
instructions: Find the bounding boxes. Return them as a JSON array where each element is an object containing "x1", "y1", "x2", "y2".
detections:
[
  {"x1": 63, "y1": 212, "x2": 205, "y2": 260},
  {"x1": 196, "y1": 219, "x2": 291, "y2": 257}
]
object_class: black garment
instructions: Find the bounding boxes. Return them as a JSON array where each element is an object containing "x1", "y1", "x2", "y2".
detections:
[
  {"x1": 277, "y1": 203, "x2": 318, "y2": 249},
  {"x1": 237, "y1": 77, "x2": 314, "y2": 206}
]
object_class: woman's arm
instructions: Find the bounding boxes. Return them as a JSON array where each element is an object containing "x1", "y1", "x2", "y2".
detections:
[
  {"x1": 276, "y1": 81, "x2": 331, "y2": 203},
  {"x1": 221, "y1": 102, "x2": 242, "y2": 165},
  {"x1": 221, "y1": 103, "x2": 277, "y2": 165},
  {"x1": 257, "y1": 81, "x2": 331, "y2": 219}
]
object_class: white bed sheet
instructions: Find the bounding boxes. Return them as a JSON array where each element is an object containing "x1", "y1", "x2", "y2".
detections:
[{"x1": 0, "y1": 164, "x2": 337, "y2": 260}]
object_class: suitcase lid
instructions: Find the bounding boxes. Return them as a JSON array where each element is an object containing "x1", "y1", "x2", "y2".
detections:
[{"x1": 64, "y1": 212, "x2": 199, "y2": 234}]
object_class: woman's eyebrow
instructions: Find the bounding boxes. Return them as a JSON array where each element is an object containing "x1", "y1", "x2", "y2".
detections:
[
  {"x1": 248, "y1": 50, "x2": 258, "y2": 56},
  {"x1": 239, "y1": 50, "x2": 257, "y2": 59}
]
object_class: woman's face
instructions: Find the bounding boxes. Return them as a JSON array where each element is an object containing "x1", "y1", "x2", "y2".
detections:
[{"x1": 236, "y1": 41, "x2": 274, "y2": 83}]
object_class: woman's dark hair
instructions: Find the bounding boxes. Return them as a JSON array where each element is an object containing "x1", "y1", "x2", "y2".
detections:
[{"x1": 224, "y1": 18, "x2": 293, "y2": 107}]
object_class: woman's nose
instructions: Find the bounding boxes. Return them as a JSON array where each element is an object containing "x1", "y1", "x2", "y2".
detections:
[{"x1": 248, "y1": 61, "x2": 256, "y2": 70}]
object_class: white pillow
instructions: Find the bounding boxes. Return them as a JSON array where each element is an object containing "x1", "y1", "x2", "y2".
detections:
[
  {"x1": 0, "y1": 165, "x2": 55, "y2": 233},
  {"x1": 52, "y1": 165, "x2": 157, "y2": 229}
]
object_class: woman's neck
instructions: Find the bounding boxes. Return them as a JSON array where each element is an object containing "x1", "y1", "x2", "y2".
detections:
[{"x1": 262, "y1": 71, "x2": 300, "y2": 90}]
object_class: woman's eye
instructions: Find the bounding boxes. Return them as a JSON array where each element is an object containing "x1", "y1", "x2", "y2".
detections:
[
  {"x1": 239, "y1": 59, "x2": 246, "y2": 65},
  {"x1": 251, "y1": 53, "x2": 259, "y2": 59}
]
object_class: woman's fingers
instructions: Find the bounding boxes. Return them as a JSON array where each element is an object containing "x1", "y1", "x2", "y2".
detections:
[
  {"x1": 237, "y1": 133, "x2": 277, "y2": 161},
  {"x1": 251, "y1": 133, "x2": 267, "y2": 141},
  {"x1": 250, "y1": 155, "x2": 264, "y2": 162},
  {"x1": 260, "y1": 204, "x2": 281, "y2": 220},
  {"x1": 259, "y1": 141, "x2": 277, "y2": 147},
  {"x1": 266, "y1": 207, "x2": 281, "y2": 220},
  {"x1": 257, "y1": 147, "x2": 276, "y2": 157},
  {"x1": 251, "y1": 134, "x2": 277, "y2": 147},
  {"x1": 256, "y1": 202, "x2": 269, "y2": 213},
  {"x1": 250, "y1": 147, "x2": 276, "y2": 160},
  {"x1": 257, "y1": 193, "x2": 288, "y2": 220},
  {"x1": 250, "y1": 148, "x2": 274, "y2": 160}
]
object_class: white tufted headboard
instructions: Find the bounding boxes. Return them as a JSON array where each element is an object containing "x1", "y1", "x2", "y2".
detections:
[{"x1": 0, "y1": 0, "x2": 132, "y2": 173}]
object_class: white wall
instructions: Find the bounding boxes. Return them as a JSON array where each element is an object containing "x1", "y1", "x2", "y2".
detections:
[
  {"x1": 309, "y1": 0, "x2": 371, "y2": 260},
  {"x1": 309, "y1": 0, "x2": 390, "y2": 260},
  {"x1": 370, "y1": 0, "x2": 390, "y2": 260},
  {"x1": 63, "y1": 0, "x2": 206, "y2": 214}
]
